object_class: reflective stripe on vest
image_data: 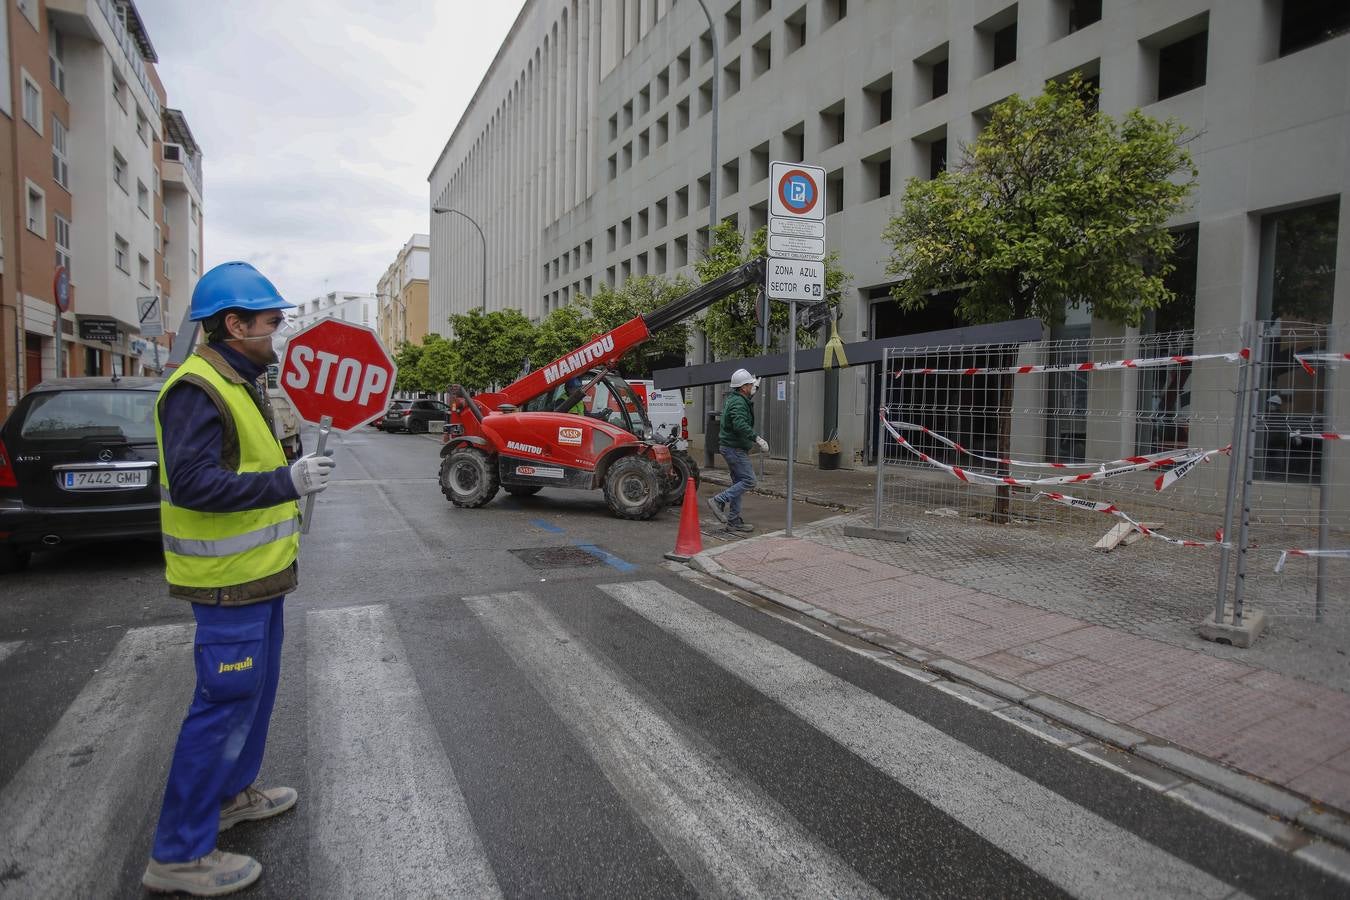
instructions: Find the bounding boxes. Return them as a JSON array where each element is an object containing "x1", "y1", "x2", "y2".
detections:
[
  {"x1": 156, "y1": 352, "x2": 300, "y2": 589},
  {"x1": 162, "y1": 518, "x2": 300, "y2": 559}
]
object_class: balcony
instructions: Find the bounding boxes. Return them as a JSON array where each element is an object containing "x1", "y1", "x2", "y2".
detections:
[
  {"x1": 48, "y1": 0, "x2": 161, "y2": 117},
  {"x1": 161, "y1": 142, "x2": 202, "y2": 196}
]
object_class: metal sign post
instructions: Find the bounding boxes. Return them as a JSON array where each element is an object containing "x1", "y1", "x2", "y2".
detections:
[
  {"x1": 53, "y1": 267, "x2": 70, "y2": 378},
  {"x1": 302, "y1": 416, "x2": 332, "y2": 534},
  {"x1": 786, "y1": 297, "x2": 797, "y2": 537}
]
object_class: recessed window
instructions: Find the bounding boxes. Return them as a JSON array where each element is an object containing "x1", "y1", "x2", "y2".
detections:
[
  {"x1": 622, "y1": 100, "x2": 633, "y2": 128},
  {"x1": 819, "y1": 100, "x2": 845, "y2": 148},
  {"x1": 136, "y1": 108, "x2": 149, "y2": 144},
  {"x1": 21, "y1": 70, "x2": 42, "y2": 133},
  {"x1": 915, "y1": 43, "x2": 949, "y2": 102},
  {"x1": 1055, "y1": 0, "x2": 1102, "y2": 37},
  {"x1": 976, "y1": 6, "x2": 1019, "y2": 74},
  {"x1": 621, "y1": 217, "x2": 632, "y2": 245},
  {"x1": 638, "y1": 84, "x2": 650, "y2": 117},
  {"x1": 864, "y1": 74, "x2": 893, "y2": 128},
  {"x1": 697, "y1": 173, "x2": 711, "y2": 210},
  {"x1": 138, "y1": 180, "x2": 150, "y2": 216},
  {"x1": 722, "y1": 158, "x2": 740, "y2": 198},
  {"x1": 656, "y1": 67, "x2": 669, "y2": 101},
  {"x1": 676, "y1": 48, "x2": 691, "y2": 82},
  {"x1": 723, "y1": 58, "x2": 741, "y2": 98},
  {"x1": 114, "y1": 235, "x2": 130, "y2": 273},
  {"x1": 139, "y1": 254, "x2": 151, "y2": 287},
  {"x1": 673, "y1": 234, "x2": 689, "y2": 268},
  {"x1": 606, "y1": 225, "x2": 617, "y2": 252},
  {"x1": 675, "y1": 186, "x2": 689, "y2": 219},
  {"x1": 51, "y1": 116, "x2": 69, "y2": 188},
  {"x1": 1279, "y1": 0, "x2": 1350, "y2": 56},
  {"x1": 113, "y1": 150, "x2": 128, "y2": 191},
  {"x1": 699, "y1": 29, "x2": 714, "y2": 64},
  {"x1": 638, "y1": 128, "x2": 649, "y2": 160},
  {"x1": 25, "y1": 180, "x2": 46, "y2": 237},
  {"x1": 863, "y1": 150, "x2": 891, "y2": 200},
  {"x1": 654, "y1": 114, "x2": 668, "y2": 148},
  {"x1": 823, "y1": 0, "x2": 847, "y2": 28},
  {"x1": 752, "y1": 34, "x2": 772, "y2": 77},
  {"x1": 749, "y1": 201, "x2": 768, "y2": 233},
  {"x1": 783, "y1": 121, "x2": 804, "y2": 161},
  {"x1": 48, "y1": 29, "x2": 66, "y2": 94},
  {"x1": 725, "y1": 3, "x2": 741, "y2": 42},
  {"x1": 655, "y1": 197, "x2": 668, "y2": 230},
  {"x1": 826, "y1": 169, "x2": 844, "y2": 215},
  {"x1": 676, "y1": 97, "x2": 690, "y2": 131},
  {"x1": 637, "y1": 208, "x2": 649, "y2": 239},
  {"x1": 1156, "y1": 28, "x2": 1208, "y2": 100},
  {"x1": 608, "y1": 113, "x2": 619, "y2": 141},
  {"x1": 699, "y1": 78, "x2": 714, "y2": 116},
  {"x1": 753, "y1": 0, "x2": 772, "y2": 20},
  {"x1": 112, "y1": 75, "x2": 127, "y2": 112},
  {"x1": 750, "y1": 141, "x2": 770, "y2": 183},
  {"x1": 929, "y1": 137, "x2": 947, "y2": 180},
  {"x1": 785, "y1": 6, "x2": 807, "y2": 54},
  {"x1": 190, "y1": 249, "x2": 198, "y2": 275}
]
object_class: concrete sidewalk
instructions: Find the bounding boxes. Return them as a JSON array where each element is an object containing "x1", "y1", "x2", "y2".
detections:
[{"x1": 688, "y1": 506, "x2": 1350, "y2": 856}]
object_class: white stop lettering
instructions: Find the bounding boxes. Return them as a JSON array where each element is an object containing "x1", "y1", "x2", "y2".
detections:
[{"x1": 332, "y1": 358, "x2": 362, "y2": 401}]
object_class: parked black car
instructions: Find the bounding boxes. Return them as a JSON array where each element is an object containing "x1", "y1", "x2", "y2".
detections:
[
  {"x1": 374, "y1": 399, "x2": 411, "y2": 431},
  {"x1": 0, "y1": 377, "x2": 163, "y2": 572},
  {"x1": 382, "y1": 399, "x2": 450, "y2": 434}
]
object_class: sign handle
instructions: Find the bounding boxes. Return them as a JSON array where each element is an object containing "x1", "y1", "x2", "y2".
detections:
[{"x1": 301, "y1": 415, "x2": 332, "y2": 535}]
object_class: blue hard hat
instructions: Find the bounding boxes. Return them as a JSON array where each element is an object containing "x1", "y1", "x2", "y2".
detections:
[{"x1": 189, "y1": 261, "x2": 296, "y2": 321}]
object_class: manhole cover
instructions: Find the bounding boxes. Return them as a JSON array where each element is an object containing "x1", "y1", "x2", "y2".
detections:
[{"x1": 511, "y1": 546, "x2": 603, "y2": 569}]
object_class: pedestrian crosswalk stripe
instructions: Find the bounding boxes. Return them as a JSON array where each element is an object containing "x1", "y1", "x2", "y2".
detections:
[
  {"x1": 468, "y1": 591, "x2": 883, "y2": 900},
  {"x1": 305, "y1": 605, "x2": 502, "y2": 899},
  {"x1": 601, "y1": 581, "x2": 1236, "y2": 900},
  {"x1": 0, "y1": 624, "x2": 194, "y2": 897},
  {"x1": 0, "y1": 640, "x2": 22, "y2": 664}
]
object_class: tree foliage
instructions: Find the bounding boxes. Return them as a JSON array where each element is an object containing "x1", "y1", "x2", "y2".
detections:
[
  {"x1": 392, "y1": 341, "x2": 426, "y2": 393},
  {"x1": 532, "y1": 300, "x2": 599, "y2": 367},
  {"x1": 882, "y1": 75, "x2": 1197, "y2": 327},
  {"x1": 696, "y1": 222, "x2": 850, "y2": 359},
  {"x1": 448, "y1": 308, "x2": 536, "y2": 391},
  {"x1": 586, "y1": 275, "x2": 696, "y2": 378},
  {"x1": 415, "y1": 334, "x2": 459, "y2": 393}
]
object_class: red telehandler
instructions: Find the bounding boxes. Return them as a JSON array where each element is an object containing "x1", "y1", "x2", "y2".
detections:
[{"x1": 439, "y1": 257, "x2": 766, "y2": 520}]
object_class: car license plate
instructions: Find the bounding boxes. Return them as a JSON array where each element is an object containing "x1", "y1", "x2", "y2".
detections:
[{"x1": 61, "y1": 469, "x2": 151, "y2": 490}]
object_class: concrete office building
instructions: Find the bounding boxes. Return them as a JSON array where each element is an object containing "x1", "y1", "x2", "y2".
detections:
[
  {"x1": 376, "y1": 233, "x2": 430, "y2": 349},
  {"x1": 428, "y1": 0, "x2": 1349, "y2": 467},
  {"x1": 293, "y1": 290, "x2": 378, "y2": 333}
]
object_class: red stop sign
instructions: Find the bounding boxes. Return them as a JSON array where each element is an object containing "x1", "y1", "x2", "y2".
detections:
[{"x1": 279, "y1": 319, "x2": 397, "y2": 431}]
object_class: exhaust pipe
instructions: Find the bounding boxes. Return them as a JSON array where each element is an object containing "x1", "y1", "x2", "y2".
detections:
[{"x1": 42, "y1": 534, "x2": 61, "y2": 546}]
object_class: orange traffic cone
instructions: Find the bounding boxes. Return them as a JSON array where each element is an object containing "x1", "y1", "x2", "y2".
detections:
[{"x1": 664, "y1": 478, "x2": 704, "y2": 562}]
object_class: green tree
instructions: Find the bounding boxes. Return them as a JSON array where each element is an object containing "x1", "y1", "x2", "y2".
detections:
[
  {"x1": 532, "y1": 299, "x2": 598, "y2": 367},
  {"x1": 882, "y1": 75, "x2": 1197, "y2": 327},
  {"x1": 696, "y1": 222, "x2": 850, "y2": 359},
  {"x1": 448, "y1": 308, "x2": 536, "y2": 391},
  {"x1": 392, "y1": 341, "x2": 426, "y2": 393},
  {"x1": 586, "y1": 275, "x2": 697, "y2": 378},
  {"x1": 416, "y1": 334, "x2": 460, "y2": 392}
]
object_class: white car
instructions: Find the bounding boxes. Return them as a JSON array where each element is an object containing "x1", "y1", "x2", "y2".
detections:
[{"x1": 628, "y1": 380, "x2": 688, "y2": 451}]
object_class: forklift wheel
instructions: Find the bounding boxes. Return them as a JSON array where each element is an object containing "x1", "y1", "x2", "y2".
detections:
[
  {"x1": 604, "y1": 455, "x2": 667, "y2": 520},
  {"x1": 664, "y1": 451, "x2": 701, "y2": 506},
  {"x1": 441, "y1": 447, "x2": 500, "y2": 508}
]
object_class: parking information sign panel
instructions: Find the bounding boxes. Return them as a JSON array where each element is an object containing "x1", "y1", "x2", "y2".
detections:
[{"x1": 766, "y1": 258, "x2": 825, "y2": 301}]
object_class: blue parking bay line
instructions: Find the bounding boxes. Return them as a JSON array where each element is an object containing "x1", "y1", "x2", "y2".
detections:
[
  {"x1": 574, "y1": 543, "x2": 637, "y2": 573},
  {"x1": 531, "y1": 519, "x2": 565, "y2": 534}
]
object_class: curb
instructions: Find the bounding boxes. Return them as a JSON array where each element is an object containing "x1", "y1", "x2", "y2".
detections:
[{"x1": 687, "y1": 535, "x2": 1350, "y2": 870}]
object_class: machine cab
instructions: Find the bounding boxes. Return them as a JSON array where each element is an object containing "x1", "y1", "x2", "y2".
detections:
[{"x1": 522, "y1": 370, "x2": 654, "y2": 441}]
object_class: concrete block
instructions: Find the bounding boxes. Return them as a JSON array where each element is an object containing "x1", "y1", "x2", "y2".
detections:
[
  {"x1": 1297, "y1": 808, "x2": 1350, "y2": 848},
  {"x1": 842, "y1": 524, "x2": 912, "y2": 543},
  {"x1": 1197, "y1": 607, "x2": 1267, "y2": 648},
  {"x1": 1024, "y1": 696, "x2": 1149, "y2": 750},
  {"x1": 1138, "y1": 744, "x2": 1310, "y2": 820},
  {"x1": 1166, "y1": 783, "x2": 1307, "y2": 850},
  {"x1": 1070, "y1": 742, "x2": 1186, "y2": 792},
  {"x1": 992, "y1": 706, "x2": 1086, "y2": 748}
]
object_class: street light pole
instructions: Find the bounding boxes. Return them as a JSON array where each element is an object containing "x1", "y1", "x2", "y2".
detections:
[
  {"x1": 432, "y1": 206, "x2": 487, "y2": 314},
  {"x1": 692, "y1": 0, "x2": 721, "y2": 459}
]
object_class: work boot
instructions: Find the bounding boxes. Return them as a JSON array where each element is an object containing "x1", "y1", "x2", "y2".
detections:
[
  {"x1": 142, "y1": 849, "x2": 261, "y2": 896},
  {"x1": 728, "y1": 521, "x2": 754, "y2": 533},
  {"x1": 218, "y1": 784, "x2": 298, "y2": 832},
  {"x1": 706, "y1": 496, "x2": 729, "y2": 523}
]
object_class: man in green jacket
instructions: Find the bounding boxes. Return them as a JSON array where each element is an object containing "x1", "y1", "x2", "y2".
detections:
[{"x1": 707, "y1": 368, "x2": 769, "y2": 532}]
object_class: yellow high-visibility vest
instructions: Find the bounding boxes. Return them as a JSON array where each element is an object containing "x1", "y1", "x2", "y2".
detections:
[{"x1": 155, "y1": 350, "x2": 299, "y2": 603}]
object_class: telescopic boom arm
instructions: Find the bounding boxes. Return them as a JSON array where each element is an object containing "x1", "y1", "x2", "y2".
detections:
[{"x1": 496, "y1": 257, "x2": 766, "y2": 408}]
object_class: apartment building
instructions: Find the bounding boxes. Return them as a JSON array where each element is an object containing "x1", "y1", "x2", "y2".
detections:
[
  {"x1": 428, "y1": 0, "x2": 1349, "y2": 467},
  {"x1": 293, "y1": 291, "x2": 378, "y2": 334},
  {"x1": 0, "y1": 0, "x2": 203, "y2": 421},
  {"x1": 376, "y1": 233, "x2": 430, "y2": 349}
]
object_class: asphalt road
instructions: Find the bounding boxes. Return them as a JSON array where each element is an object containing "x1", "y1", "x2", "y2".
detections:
[{"x1": 0, "y1": 425, "x2": 1343, "y2": 898}]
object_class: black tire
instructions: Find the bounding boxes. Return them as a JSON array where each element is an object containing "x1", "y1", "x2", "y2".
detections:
[
  {"x1": 0, "y1": 545, "x2": 32, "y2": 574},
  {"x1": 604, "y1": 455, "x2": 667, "y2": 520},
  {"x1": 440, "y1": 448, "x2": 499, "y2": 508},
  {"x1": 664, "y1": 451, "x2": 701, "y2": 506},
  {"x1": 504, "y1": 485, "x2": 542, "y2": 497}
]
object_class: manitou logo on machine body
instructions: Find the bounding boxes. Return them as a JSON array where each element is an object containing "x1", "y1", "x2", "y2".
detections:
[
  {"x1": 543, "y1": 335, "x2": 616, "y2": 383},
  {"x1": 507, "y1": 440, "x2": 544, "y2": 455}
]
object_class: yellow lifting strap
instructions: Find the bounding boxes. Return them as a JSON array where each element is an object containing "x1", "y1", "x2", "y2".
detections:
[{"x1": 823, "y1": 310, "x2": 849, "y2": 370}]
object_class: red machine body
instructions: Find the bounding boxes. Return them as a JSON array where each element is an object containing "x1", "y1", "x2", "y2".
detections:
[{"x1": 438, "y1": 258, "x2": 765, "y2": 520}]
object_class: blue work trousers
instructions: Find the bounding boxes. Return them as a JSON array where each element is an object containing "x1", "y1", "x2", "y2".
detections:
[
  {"x1": 714, "y1": 446, "x2": 757, "y2": 524},
  {"x1": 151, "y1": 596, "x2": 285, "y2": 863}
]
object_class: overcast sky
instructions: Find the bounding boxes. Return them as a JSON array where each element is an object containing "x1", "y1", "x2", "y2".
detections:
[{"x1": 135, "y1": 0, "x2": 526, "y2": 306}]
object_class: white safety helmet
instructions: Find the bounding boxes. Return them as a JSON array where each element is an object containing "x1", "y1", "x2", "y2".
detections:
[{"x1": 729, "y1": 368, "x2": 759, "y2": 390}]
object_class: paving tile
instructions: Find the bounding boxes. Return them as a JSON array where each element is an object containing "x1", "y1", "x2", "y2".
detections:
[
  {"x1": 972, "y1": 650, "x2": 1048, "y2": 678},
  {"x1": 1063, "y1": 684, "x2": 1162, "y2": 723},
  {"x1": 1003, "y1": 641, "x2": 1082, "y2": 667},
  {"x1": 1289, "y1": 765, "x2": 1350, "y2": 814}
]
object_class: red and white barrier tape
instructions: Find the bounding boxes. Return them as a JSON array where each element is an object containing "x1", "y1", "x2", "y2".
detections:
[
  {"x1": 1275, "y1": 548, "x2": 1350, "y2": 573},
  {"x1": 880, "y1": 417, "x2": 1225, "y2": 491},
  {"x1": 1034, "y1": 492, "x2": 1230, "y2": 548},
  {"x1": 1289, "y1": 432, "x2": 1347, "y2": 441},
  {"x1": 894, "y1": 348, "x2": 1249, "y2": 378},
  {"x1": 1295, "y1": 352, "x2": 1350, "y2": 375},
  {"x1": 883, "y1": 420, "x2": 1205, "y2": 471}
]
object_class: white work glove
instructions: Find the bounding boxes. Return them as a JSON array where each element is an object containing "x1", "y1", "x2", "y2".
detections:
[
  {"x1": 289, "y1": 452, "x2": 335, "y2": 497},
  {"x1": 755, "y1": 436, "x2": 770, "y2": 454}
]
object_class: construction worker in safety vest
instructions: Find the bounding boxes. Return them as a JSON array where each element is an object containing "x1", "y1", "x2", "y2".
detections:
[{"x1": 143, "y1": 261, "x2": 335, "y2": 897}]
